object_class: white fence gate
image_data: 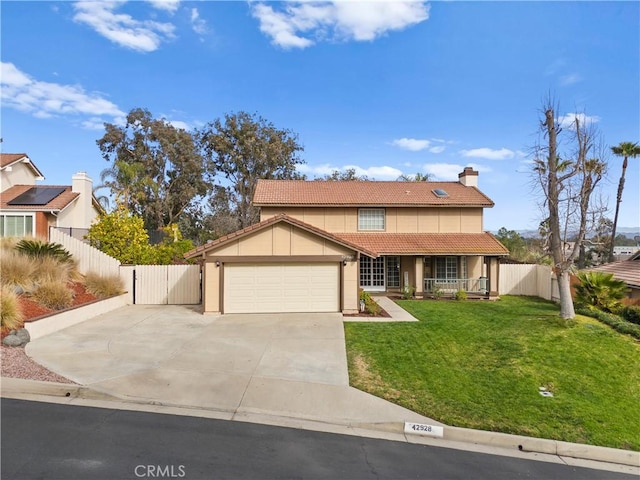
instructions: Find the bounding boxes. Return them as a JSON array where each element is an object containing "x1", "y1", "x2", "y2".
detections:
[{"x1": 132, "y1": 265, "x2": 201, "y2": 305}]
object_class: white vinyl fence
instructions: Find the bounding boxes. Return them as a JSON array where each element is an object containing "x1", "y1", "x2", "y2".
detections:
[
  {"x1": 50, "y1": 227, "x2": 120, "y2": 277},
  {"x1": 499, "y1": 264, "x2": 559, "y2": 301},
  {"x1": 51, "y1": 228, "x2": 201, "y2": 305},
  {"x1": 127, "y1": 264, "x2": 201, "y2": 305}
]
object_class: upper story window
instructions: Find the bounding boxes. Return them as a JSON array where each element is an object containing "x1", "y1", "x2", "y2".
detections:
[{"x1": 358, "y1": 208, "x2": 385, "y2": 231}]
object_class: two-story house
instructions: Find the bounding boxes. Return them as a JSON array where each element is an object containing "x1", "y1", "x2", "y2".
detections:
[
  {"x1": 0, "y1": 153, "x2": 103, "y2": 239},
  {"x1": 186, "y1": 167, "x2": 508, "y2": 314}
]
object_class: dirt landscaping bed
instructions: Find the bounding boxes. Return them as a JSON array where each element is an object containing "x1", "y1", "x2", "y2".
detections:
[{"x1": 1, "y1": 280, "x2": 97, "y2": 384}]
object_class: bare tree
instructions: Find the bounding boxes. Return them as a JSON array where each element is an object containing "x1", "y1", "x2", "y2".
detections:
[{"x1": 532, "y1": 102, "x2": 607, "y2": 318}]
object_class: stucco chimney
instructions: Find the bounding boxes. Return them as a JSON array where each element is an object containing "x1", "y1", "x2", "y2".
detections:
[
  {"x1": 458, "y1": 167, "x2": 478, "y2": 187},
  {"x1": 71, "y1": 172, "x2": 94, "y2": 227}
]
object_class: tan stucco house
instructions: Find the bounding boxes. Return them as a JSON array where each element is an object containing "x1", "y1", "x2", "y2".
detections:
[
  {"x1": 0, "y1": 153, "x2": 103, "y2": 239},
  {"x1": 186, "y1": 167, "x2": 508, "y2": 315}
]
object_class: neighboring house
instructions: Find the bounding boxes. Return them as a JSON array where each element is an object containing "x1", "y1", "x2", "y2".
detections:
[
  {"x1": 586, "y1": 251, "x2": 640, "y2": 301},
  {"x1": 0, "y1": 153, "x2": 103, "y2": 239},
  {"x1": 186, "y1": 167, "x2": 508, "y2": 315}
]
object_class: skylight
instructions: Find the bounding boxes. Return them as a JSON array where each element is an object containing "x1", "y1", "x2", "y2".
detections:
[{"x1": 432, "y1": 189, "x2": 449, "y2": 198}]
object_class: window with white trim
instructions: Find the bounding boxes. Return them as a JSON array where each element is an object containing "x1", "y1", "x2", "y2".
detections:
[
  {"x1": 358, "y1": 208, "x2": 385, "y2": 231},
  {"x1": 0, "y1": 214, "x2": 35, "y2": 237}
]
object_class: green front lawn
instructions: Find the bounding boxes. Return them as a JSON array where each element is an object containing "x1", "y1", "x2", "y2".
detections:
[{"x1": 344, "y1": 296, "x2": 640, "y2": 451}]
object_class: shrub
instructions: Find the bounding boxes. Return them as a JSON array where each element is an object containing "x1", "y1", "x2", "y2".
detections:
[
  {"x1": 83, "y1": 272, "x2": 125, "y2": 299},
  {"x1": 359, "y1": 289, "x2": 381, "y2": 316},
  {"x1": 619, "y1": 305, "x2": 640, "y2": 326},
  {"x1": 32, "y1": 256, "x2": 77, "y2": 284},
  {"x1": 574, "y1": 271, "x2": 629, "y2": 312},
  {"x1": 0, "y1": 250, "x2": 36, "y2": 290},
  {"x1": 15, "y1": 239, "x2": 73, "y2": 263},
  {"x1": 454, "y1": 289, "x2": 467, "y2": 301},
  {"x1": 87, "y1": 205, "x2": 151, "y2": 264},
  {"x1": 575, "y1": 306, "x2": 640, "y2": 340},
  {"x1": 431, "y1": 285, "x2": 444, "y2": 300},
  {"x1": 402, "y1": 285, "x2": 416, "y2": 300},
  {"x1": 1, "y1": 286, "x2": 23, "y2": 330},
  {"x1": 31, "y1": 281, "x2": 74, "y2": 310}
]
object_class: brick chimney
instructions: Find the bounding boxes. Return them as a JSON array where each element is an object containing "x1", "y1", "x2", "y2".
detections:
[{"x1": 458, "y1": 167, "x2": 478, "y2": 187}]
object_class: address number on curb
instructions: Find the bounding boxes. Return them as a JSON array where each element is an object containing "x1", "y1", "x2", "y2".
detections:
[{"x1": 404, "y1": 422, "x2": 444, "y2": 438}]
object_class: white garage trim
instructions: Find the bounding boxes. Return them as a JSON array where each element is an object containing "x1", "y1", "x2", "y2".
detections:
[{"x1": 223, "y1": 263, "x2": 340, "y2": 314}]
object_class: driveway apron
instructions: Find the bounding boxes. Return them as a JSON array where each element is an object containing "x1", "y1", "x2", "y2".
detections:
[{"x1": 26, "y1": 305, "x2": 436, "y2": 425}]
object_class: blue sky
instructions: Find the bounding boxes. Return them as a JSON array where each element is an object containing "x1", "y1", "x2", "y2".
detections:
[{"x1": 1, "y1": 1, "x2": 639, "y2": 232}]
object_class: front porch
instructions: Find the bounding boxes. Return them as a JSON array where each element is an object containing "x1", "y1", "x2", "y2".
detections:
[{"x1": 359, "y1": 254, "x2": 500, "y2": 298}]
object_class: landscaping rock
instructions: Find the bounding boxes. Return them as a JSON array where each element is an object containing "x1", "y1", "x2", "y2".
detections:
[
  {"x1": 2, "y1": 334, "x2": 24, "y2": 347},
  {"x1": 16, "y1": 328, "x2": 30, "y2": 344},
  {"x1": 2, "y1": 329, "x2": 30, "y2": 347}
]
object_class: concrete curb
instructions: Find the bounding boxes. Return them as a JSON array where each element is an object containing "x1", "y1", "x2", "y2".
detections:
[
  {"x1": 24, "y1": 294, "x2": 130, "y2": 341},
  {"x1": 2, "y1": 377, "x2": 638, "y2": 469}
]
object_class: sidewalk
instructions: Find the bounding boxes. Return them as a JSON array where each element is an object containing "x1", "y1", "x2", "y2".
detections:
[{"x1": 342, "y1": 295, "x2": 419, "y2": 322}]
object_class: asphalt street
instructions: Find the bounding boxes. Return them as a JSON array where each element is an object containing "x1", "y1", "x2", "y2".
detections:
[{"x1": 1, "y1": 399, "x2": 636, "y2": 480}]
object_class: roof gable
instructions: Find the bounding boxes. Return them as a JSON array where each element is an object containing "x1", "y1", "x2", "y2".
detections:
[
  {"x1": 184, "y1": 214, "x2": 378, "y2": 259},
  {"x1": 253, "y1": 180, "x2": 494, "y2": 207},
  {"x1": 0, "y1": 153, "x2": 45, "y2": 179}
]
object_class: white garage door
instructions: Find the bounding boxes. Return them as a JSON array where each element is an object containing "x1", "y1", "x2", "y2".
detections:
[{"x1": 224, "y1": 263, "x2": 339, "y2": 314}]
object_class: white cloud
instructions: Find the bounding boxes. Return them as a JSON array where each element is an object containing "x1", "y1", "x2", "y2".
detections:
[
  {"x1": 349, "y1": 165, "x2": 403, "y2": 179},
  {"x1": 190, "y1": 8, "x2": 207, "y2": 36},
  {"x1": 423, "y1": 163, "x2": 489, "y2": 181},
  {"x1": 392, "y1": 137, "x2": 430, "y2": 151},
  {"x1": 147, "y1": 0, "x2": 180, "y2": 13},
  {"x1": 557, "y1": 112, "x2": 600, "y2": 129},
  {"x1": 559, "y1": 73, "x2": 582, "y2": 86},
  {"x1": 167, "y1": 119, "x2": 191, "y2": 130},
  {"x1": 1, "y1": 62, "x2": 125, "y2": 128},
  {"x1": 460, "y1": 147, "x2": 515, "y2": 161},
  {"x1": 392, "y1": 137, "x2": 447, "y2": 153},
  {"x1": 251, "y1": 1, "x2": 430, "y2": 49},
  {"x1": 73, "y1": 1, "x2": 176, "y2": 52}
]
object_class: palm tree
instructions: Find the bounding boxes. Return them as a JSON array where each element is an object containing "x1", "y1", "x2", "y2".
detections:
[
  {"x1": 397, "y1": 172, "x2": 433, "y2": 181},
  {"x1": 609, "y1": 142, "x2": 640, "y2": 261},
  {"x1": 575, "y1": 271, "x2": 628, "y2": 312}
]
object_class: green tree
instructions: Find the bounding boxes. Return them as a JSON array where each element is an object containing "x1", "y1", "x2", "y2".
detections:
[
  {"x1": 495, "y1": 227, "x2": 527, "y2": 259},
  {"x1": 609, "y1": 141, "x2": 640, "y2": 261},
  {"x1": 87, "y1": 205, "x2": 151, "y2": 264},
  {"x1": 575, "y1": 271, "x2": 628, "y2": 312},
  {"x1": 533, "y1": 104, "x2": 607, "y2": 318},
  {"x1": 319, "y1": 168, "x2": 368, "y2": 181},
  {"x1": 97, "y1": 108, "x2": 208, "y2": 231},
  {"x1": 397, "y1": 172, "x2": 433, "y2": 181},
  {"x1": 199, "y1": 111, "x2": 305, "y2": 229}
]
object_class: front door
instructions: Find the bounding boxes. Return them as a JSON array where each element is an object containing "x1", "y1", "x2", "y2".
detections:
[{"x1": 359, "y1": 255, "x2": 385, "y2": 291}]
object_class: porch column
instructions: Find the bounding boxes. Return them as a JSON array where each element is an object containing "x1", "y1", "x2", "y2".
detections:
[
  {"x1": 488, "y1": 257, "x2": 499, "y2": 299},
  {"x1": 415, "y1": 257, "x2": 424, "y2": 297}
]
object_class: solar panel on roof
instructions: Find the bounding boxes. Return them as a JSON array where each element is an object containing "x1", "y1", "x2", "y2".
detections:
[
  {"x1": 7, "y1": 187, "x2": 67, "y2": 206},
  {"x1": 432, "y1": 189, "x2": 449, "y2": 198}
]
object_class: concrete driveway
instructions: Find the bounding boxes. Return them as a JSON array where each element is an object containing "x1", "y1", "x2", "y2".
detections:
[{"x1": 26, "y1": 305, "x2": 436, "y2": 425}]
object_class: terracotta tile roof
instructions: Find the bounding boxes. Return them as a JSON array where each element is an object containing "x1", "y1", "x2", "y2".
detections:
[
  {"x1": 253, "y1": 180, "x2": 494, "y2": 207},
  {"x1": 0, "y1": 153, "x2": 28, "y2": 168},
  {"x1": 0, "y1": 153, "x2": 45, "y2": 178},
  {"x1": 184, "y1": 214, "x2": 378, "y2": 259},
  {"x1": 335, "y1": 233, "x2": 510, "y2": 256},
  {"x1": 0, "y1": 185, "x2": 79, "y2": 211},
  {"x1": 586, "y1": 256, "x2": 640, "y2": 289}
]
